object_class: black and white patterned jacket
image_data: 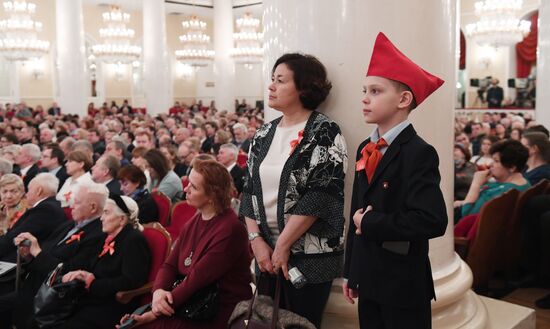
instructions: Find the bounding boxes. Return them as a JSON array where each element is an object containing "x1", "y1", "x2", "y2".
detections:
[{"x1": 240, "y1": 111, "x2": 348, "y2": 284}]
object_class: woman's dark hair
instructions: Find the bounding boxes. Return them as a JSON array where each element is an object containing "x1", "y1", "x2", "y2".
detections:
[
  {"x1": 143, "y1": 149, "x2": 170, "y2": 181},
  {"x1": 272, "y1": 53, "x2": 332, "y2": 111},
  {"x1": 489, "y1": 139, "x2": 529, "y2": 172},
  {"x1": 454, "y1": 143, "x2": 471, "y2": 161},
  {"x1": 117, "y1": 165, "x2": 147, "y2": 188},
  {"x1": 523, "y1": 132, "x2": 550, "y2": 164},
  {"x1": 3, "y1": 133, "x2": 18, "y2": 144}
]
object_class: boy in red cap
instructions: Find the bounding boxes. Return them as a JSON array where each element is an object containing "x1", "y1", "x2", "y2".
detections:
[{"x1": 342, "y1": 32, "x2": 448, "y2": 328}]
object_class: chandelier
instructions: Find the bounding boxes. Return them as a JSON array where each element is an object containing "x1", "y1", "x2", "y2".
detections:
[
  {"x1": 465, "y1": 0, "x2": 531, "y2": 48},
  {"x1": 0, "y1": 0, "x2": 49, "y2": 61},
  {"x1": 231, "y1": 12, "x2": 263, "y2": 67},
  {"x1": 175, "y1": 15, "x2": 214, "y2": 68},
  {"x1": 91, "y1": 5, "x2": 141, "y2": 64}
]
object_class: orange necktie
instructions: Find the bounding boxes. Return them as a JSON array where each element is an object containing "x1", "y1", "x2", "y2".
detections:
[{"x1": 355, "y1": 138, "x2": 388, "y2": 183}]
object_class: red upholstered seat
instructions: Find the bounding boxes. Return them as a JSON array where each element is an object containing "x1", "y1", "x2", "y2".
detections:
[
  {"x1": 167, "y1": 201, "x2": 197, "y2": 241},
  {"x1": 181, "y1": 177, "x2": 189, "y2": 190},
  {"x1": 237, "y1": 153, "x2": 248, "y2": 168},
  {"x1": 63, "y1": 207, "x2": 73, "y2": 221},
  {"x1": 151, "y1": 191, "x2": 171, "y2": 227},
  {"x1": 116, "y1": 222, "x2": 172, "y2": 305}
]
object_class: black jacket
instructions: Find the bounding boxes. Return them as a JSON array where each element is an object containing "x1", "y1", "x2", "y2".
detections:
[
  {"x1": 133, "y1": 189, "x2": 159, "y2": 224},
  {"x1": 343, "y1": 125, "x2": 447, "y2": 308},
  {"x1": 0, "y1": 197, "x2": 66, "y2": 262},
  {"x1": 230, "y1": 164, "x2": 245, "y2": 195},
  {"x1": 22, "y1": 164, "x2": 40, "y2": 192},
  {"x1": 106, "y1": 179, "x2": 122, "y2": 195}
]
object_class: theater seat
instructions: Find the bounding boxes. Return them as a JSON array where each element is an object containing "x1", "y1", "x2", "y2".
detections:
[
  {"x1": 167, "y1": 201, "x2": 197, "y2": 241},
  {"x1": 150, "y1": 191, "x2": 172, "y2": 227},
  {"x1": 116, "y1": 222, "x2": 172, "y2": 304}
]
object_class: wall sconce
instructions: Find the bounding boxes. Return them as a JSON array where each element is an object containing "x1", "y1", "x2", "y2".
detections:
[
  {"x1": 29, "y1": 58, "x2": 44, "y2": 80},
  {"x1": 478, "y1": 46, "x2": 496, "y2": 69}
]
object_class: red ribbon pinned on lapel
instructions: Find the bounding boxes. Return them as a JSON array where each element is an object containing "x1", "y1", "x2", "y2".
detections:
[
  {"x1": 63, "y1": 191, "x2": 72, "y2": 202},
  {"x1": 98, "y1": 236, "x2": 115, "y2": 258},
  {"x1": 289, "y1": 129, "x2": 304, "y2": 155},
  {"x1": 65, "y1": 231, "x2": 84, "y2": 245},
  {"x1": 355, "y1": 138, "x2": 388, "y2": 183}
]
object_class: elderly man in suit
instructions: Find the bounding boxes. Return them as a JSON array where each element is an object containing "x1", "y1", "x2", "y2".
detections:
[
  {"x1": 217, "y1": 143, "x2": 244, "y2": 195},
  {"x1": 14, "y1": 144, "x2": 41, "y2": 191},
  {"x1": 0, "y1": 182, "x2": 109, "y2": 329}
]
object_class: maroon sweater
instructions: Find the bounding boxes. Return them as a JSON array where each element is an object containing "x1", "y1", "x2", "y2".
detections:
[{"x1": 152, "y1": 209, "x2": 252, "y2": 324}]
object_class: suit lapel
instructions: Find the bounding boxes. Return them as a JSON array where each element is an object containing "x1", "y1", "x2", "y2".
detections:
[{"x1": 363, "y1": 125, "x2": 417, "y2": 196}]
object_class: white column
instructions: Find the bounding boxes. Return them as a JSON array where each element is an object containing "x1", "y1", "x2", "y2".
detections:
[
  {"x1": 142, "y1": 0, "x2": 172, "y2": 116},
  {"x1": 213, "y1": 0, "x2": 235, "y2": 112},
  {"x1": 537, "y1": 1, "x2": 550, "y2": 127},
  {"x1": 55, "y1": 0, "x2": 86, "y2": 116},
  {"x1": 263, "y1": 1, "x2": 486, "y2": 327},
  {"x1": 9, "y1": 62, "x2": 20, "y2": 102}
]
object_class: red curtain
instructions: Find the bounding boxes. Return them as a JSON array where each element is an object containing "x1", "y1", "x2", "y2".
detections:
[
  {"x1": 460, "y1": 30, "x2": 466, "y2": 70},
  {"x1": 516, "y1": 12, "x2": 538, "y2": 78}
]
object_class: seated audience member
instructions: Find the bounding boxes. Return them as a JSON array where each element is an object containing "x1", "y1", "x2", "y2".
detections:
[
  {"x1": 511, "y1": 128, "x2": 523, "y2": 141},
  {"x1": 30, "y1": 194, "x2": 150, "y2": 328},
  {"x1": 58, "y1": 136, "x2": 75, "y2": 158},
  {"x1": 15, "y1": 143, "x2": 41, "y2": 191},
  {"x1": 57, "y1": 150, "x2": 94, "y2": 207},
  {"x1": 0, "y1": 174, "x2": 27, "y2": 235},
  {"x1": 454, "y1": 143, "x2": 476, "y2": 201},
  {"x1": 0, "y1": 173, "x2": 66, "y2": 263},
  {"x1": 454, "y1": 139, "x2": 530, "y2": 222},
  {"x1": 2, "y1": 182, "x2": 108, "y2": 329},
  {"x1": 217, "y1": 143, "x2": 244, "y2": 195},
  {"x1": 105, "y1": 140, "x2": 130, "y2": 167},
  {"x1": 231, "y1": 123, "x2": 251, "y2": 153},
  {"x1": 118, "y1": 160, "x2": 252, "y2": 329},
  {"x1": 212, "y1": 130, "x2": 232, "y2": 155},
  {"x1": 521, "y1": 132, "x2": 550, "y2": 185},
  {"x1": 40, "y1": 145, "x2": 69, "y2": 189},
  {"x1": 176, "y1": 143, "x2": 197, "y2": 177},
  {"x1": 135, "y1": 130, "x2": 154, "y2": 150},
  {"x1": 0, "y1": 159, "x2": 13, "y2": 178},
  {"x1": 118, "y1": 165, "x2": 159, "y2": 223},
  {"x1": 143, "y1": 149, "x2": 183, "y2": 203},
  {"x1": 470, "y1": 136, "x2": 497, "y2": 170},
  {"x1": 91, "y1": 155, "x2": 122, "y2": 194},
  {"x1": 160, "y1": 144, "x2": 187, "y2": 178}
]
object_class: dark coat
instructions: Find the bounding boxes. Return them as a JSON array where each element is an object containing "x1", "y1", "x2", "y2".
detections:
[
  {"x1": 106, "y1": 179, "x2": 122, "y2": 195},
  {"x1": 22, "y1": 164, "x2": 40, "y2": 192},
  {"x1": 343, "y1": 125, "x2": 447, "y2": 309},
  {"x1": 230, "y1": 164, "x2": 245, "y2": 195},
  {"x1": 0, "y1": 197, "x2": 66, "y2": 262},
  {"x1": 133, "y1": 189, "x2": 159, "y2": 224},
  {"x1": 56, "y1": 224, "x2": 151, "y2": 328},
  {"x1": 12, "y1": 219, "x2": 105, "y2": 329}
]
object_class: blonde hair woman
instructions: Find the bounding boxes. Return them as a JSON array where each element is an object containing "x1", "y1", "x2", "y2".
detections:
[{"x1": 0, "y1": 174, "x2": 27, "y2": 235}]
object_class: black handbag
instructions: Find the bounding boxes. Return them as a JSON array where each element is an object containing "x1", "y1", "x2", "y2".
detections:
[
  {"x1": 172, "y1": 275, "x2": 219, "y2": 321},
  {"x1": 33, "y1": 263, "x2": 85, "y2": 328}
]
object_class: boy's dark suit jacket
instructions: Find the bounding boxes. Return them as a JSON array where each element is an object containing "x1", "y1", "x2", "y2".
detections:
[
  {"x1": 0, "y1": 197, "x2": 66, "y2": 263},
  {"x1": 12, "y1": 219, "x2": 105, "y2": 329},
  {"x1": 343, "y1": 125, "x2": 447, "y2": 308}
]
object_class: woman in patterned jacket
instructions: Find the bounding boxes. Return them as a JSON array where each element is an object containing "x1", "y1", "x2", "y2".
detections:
[{"x1": 240, "y1": 53, "x2": 348, "y2": 328}]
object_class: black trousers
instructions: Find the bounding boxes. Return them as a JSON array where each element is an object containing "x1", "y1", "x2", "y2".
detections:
[
  {"x1": 358, "y1": 297, "x2": 431, "y2": 329},
  {"x1": 258, "y1": 275, "x2": 332, "y2": 329}
]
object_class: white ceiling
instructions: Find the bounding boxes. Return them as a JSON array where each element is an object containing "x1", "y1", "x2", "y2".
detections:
[{"x1": 82, "y1": 0, "x2": 263, "y2": 18}]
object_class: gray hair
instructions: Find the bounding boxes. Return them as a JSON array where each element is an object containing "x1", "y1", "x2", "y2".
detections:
[
  {"x1": 0, "y1": 159, "x2": 13, "y2": 176},
  {"x1": 2, "y1": 144, "x2": 21, "y2": 157},
  {"x1": 72, "y1": 140, "x2": 94, "y2": 153},
  {"x1": 0, "y1": 173, "x2": 24, "y2": 192},
  {"x1": 106, "y1": 196, "x2": 139, "y2": 228},
  {"x1": 232, "y1": 123, "x2": 247, "y2": 133},
  {"x1": 21, "y1": 144, "x2": 41, "y2": 162},
  {"x1": 76, "y1": 182, "x2": 109, "y2": 212},
  {"x1": 31, "y1": 173, "x2": 59, "y2": 196},
  {"x1": 220, "y1": 143, "x2": 239, "y2": 161}
]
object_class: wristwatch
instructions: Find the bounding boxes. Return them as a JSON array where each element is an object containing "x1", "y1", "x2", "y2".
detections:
[{"x1": 248, "y1": 232, "x2": 261, "y2": 242}]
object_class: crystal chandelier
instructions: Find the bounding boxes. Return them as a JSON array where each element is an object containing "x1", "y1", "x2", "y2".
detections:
[
  {"x1": 465, "y1": 0, "x2": 531, "y2": 48},
  {"x1": 175, "y1": 15, "x2": 214, "y2": 68},
  {"x1": 91, "y1": 5, "x2": 141, "y2": 64},
  {"x1": 231, "y1": 12, "x2": 263, "y2": 67},
  {"x1": 0, "y1": 0, "x2": 49, "y2": 61}
]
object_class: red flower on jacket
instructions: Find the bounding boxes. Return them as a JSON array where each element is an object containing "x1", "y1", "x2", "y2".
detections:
[
  {"x1": 65, "y1": 231, "x2": 84, "y2": 245},
  {"x1": 289, "y1": 129, "x2": 304, "y2": 155}
]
